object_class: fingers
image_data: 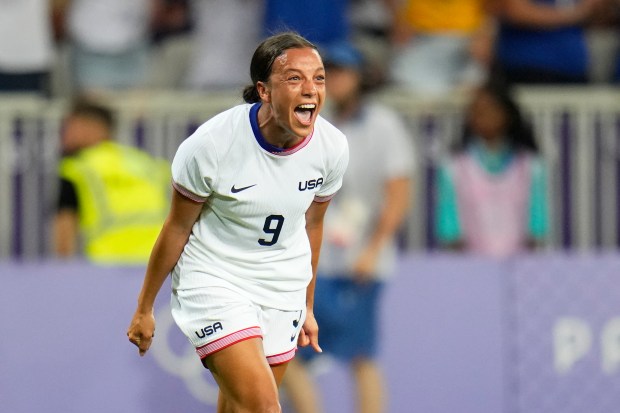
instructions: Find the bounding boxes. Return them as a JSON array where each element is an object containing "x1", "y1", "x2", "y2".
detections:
[
  {"x1": 297, "y1": 329, "x2": 310, "y2": 347},
  {"x1": 138, "y1": 338, "x2": 152, "y2": 356},
  {"x1": 309, "y1": 335, "x2": 323, "y2": 354},
  {"x1": 298, "y1": 327, "x2": 322, "y2": 353},
  {"x1": 127, "y1": 332, "x2": 154, "y2": 356},
  {"x1": 127, "y1": 311, "x2": 155, "y2": 356}
]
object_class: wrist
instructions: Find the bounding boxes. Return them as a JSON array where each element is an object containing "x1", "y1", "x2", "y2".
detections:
[{"x1": 135, "y1": 303, "x2": 154, "y2": 315}]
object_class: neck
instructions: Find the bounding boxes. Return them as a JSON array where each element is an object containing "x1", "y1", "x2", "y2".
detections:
[
  {"x1": 480, "y1": 135, "x2": 505, "y2": 151},
  {"x1": 257, "y1": 104, "x2": 302, "y2": 149}
]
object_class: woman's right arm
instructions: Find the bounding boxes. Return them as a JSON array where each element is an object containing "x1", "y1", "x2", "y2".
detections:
[{"x1": 127, "y1": 188, "x2": 204, "y2": 356}]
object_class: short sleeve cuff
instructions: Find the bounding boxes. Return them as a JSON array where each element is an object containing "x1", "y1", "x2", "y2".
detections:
[
  {"x1": 173, "y1": 181, "x2": 207, "y2": 203},
  {"x1": 313, "y1": 193, "x2": 335, "y2": 203}
]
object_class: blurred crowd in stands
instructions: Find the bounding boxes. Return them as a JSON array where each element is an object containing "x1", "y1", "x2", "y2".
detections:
[
  {"x1": 1, "y1": 1, "x2": 618, "y2": 258},
  {"x1": 1, "y1": 0, "x2": 617, "y2": 260},
  {"x1": 1, "y1": 5, "x2": 617, "y2": 412},
  {"x1": 0, "y1": 0, "x2": 619, "y2": 99}
]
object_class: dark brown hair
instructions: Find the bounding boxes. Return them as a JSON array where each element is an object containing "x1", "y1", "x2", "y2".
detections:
[
  {"x1": 459, "y1": 78, "x2": 538, "y2": 153},
  {"x1": 69, "y1": 97, "x2": 115, "y2": 131},
  {"x1": 242, "y1": 32, "x2": 318, "y2": 103}
]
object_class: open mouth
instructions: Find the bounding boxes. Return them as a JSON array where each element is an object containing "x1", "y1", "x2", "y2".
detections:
[{"x1": 294, "y1": 103, "x2": 316, "y2": 126}]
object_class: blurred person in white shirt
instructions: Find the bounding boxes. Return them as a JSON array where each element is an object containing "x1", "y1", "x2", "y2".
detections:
[
  {"x1": 0, "y1": 0, "x2": 55, "y2": 95},
  {"x1": 64, "y1": 0, "x2": 160, "y2": 93},
  {"x1": 184, "y1": 0, "x2": 264, "y2": 91}
]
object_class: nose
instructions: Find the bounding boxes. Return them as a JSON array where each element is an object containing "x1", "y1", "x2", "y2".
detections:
[{"x1": 301, "y1": 78, "x2": 317, "y2": 96}]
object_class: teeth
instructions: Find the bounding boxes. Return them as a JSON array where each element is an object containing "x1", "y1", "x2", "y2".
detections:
[{"x1": 297, "y1": 104, "x2": 316, "y2": 109}]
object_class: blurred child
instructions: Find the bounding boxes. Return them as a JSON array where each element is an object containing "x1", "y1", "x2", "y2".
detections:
[{"x1": 435, "y1": 80, "x2": 548, "y2": 256}]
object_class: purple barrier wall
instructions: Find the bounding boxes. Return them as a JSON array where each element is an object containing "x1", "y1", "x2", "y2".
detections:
[
  {"x1": 379, "y1": 255, "x2": 506, "y2": 413},
  {"x1": 1, "y1": 255, "x2": 619, "y2": 413},
  {"x1": 508, "y1": 254, "x2": 620, "y2": 413}
]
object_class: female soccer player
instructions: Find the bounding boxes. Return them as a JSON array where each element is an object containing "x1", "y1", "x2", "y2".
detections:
[{"x1": 126, "y1": 32, "x2": 349, "y2": 413}]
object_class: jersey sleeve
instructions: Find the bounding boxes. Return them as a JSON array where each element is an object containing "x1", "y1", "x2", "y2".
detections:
[
  {"x1": 171, "y1": 131, "x2": 217, "y2": 202},
  {"x1": 315, "y1": 139, "x2": 349, "y2": 202},
  {"x1": 57, "y1": 177, "x2": 78, "y2": 211}
]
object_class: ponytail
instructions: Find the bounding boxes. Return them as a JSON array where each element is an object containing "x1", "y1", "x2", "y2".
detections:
[{"x1": 242, "y1": 85, "x2": 261, "y2": 103}]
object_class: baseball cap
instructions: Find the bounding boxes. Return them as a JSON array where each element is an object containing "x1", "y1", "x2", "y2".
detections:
[{"x1": 321, "y1": 41, "x2": 364, "y2": 70}]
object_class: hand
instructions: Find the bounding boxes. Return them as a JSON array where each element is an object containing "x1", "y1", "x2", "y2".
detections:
[
  {"x1": 297, "y1": 311, "x2": 322, "y2": 353},
  {"x1": 352, "y1": 246, "x2": 379, "y2": 283},
  {"x1": 127, "y1": 309, "x2": 155, "y2": 356}
]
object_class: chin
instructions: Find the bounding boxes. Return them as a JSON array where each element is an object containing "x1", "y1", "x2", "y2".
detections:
[{"x1": 295, "y1": 124, "x2": 314, "y2": 138}]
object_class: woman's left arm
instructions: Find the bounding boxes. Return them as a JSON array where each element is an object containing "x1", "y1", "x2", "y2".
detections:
[{"x1": 298, "y1": 199, "x2": 331, "y2": 353}]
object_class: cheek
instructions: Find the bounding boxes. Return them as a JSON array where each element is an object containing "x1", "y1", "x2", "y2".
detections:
[
  {"x1": 327, "y1": 82, "x2": 345, "y2": 98},
  {"x1": 486, "y1": 111, "x2": 507, "y2": 133},
  {"x1": 475, "y1": 117, "x2": 504, "y2": 137},
  {"x1": 327, "y1": 74, "x2": 348, "y2": 93},
  {"x1": 62, "y1": 126, "x2": 80, "y2": 147}
]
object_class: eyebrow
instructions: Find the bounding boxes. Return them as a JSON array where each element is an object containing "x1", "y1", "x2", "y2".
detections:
[{"x1": 281, "y1": 67, "x2": 325, "y2": 75}]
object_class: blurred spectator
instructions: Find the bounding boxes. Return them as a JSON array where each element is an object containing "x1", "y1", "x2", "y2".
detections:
[
  {"x1": 385, "y1": 0, "x2": 496, "y2": 97},
  {"x1": 348, "y1": 0, "x2": 394, "y2": 87},
  {"x1": 149, "y1": 0, "x2": 193, "y2": 89},
  {"x1": 62, "y1": 0, "x2": 160, "y2": 93},
  {"x1": 53, "y1": 98, "x2": 170, "y2": 264},
  {"x1": 350, "y1": 0, "x2": 392, "y2": 41},
  {"x1": 184, "y1": 0, "x2": 264, "y2": 90},
  {"x1": 584, "y1": 0, "x2": 620, "y2": 82},
  {"x1": 610, "y1": 0, "x2": 620, "y2": 83},
  {"x1": 151, "y1": 0, "x2": 192, "y2": 44},
  {"x1": 493, "y1": 0, "x2": 605, "y2": 84},
  {"x1": 612, "y1": 0, "x2": 620, "y2": 82},
  {"x1": 435, "y1": 80, "x2": 548, "y2": 257},
  {"x1": 263, "y1": 0, "x2": 350, "y2": 48},
  {"x1": 0, "y1": 0, "x2": 55, "y2": 95},
  {"x1": 282, "y1": 42, "x2": 414, "y2": 413}
]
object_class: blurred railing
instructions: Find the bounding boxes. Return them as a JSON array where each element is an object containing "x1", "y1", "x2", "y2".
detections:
[{"x1": 1, "y1": 87, "x2": 619, "y2": 259}]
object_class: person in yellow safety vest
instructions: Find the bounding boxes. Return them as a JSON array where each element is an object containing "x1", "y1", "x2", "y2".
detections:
[{"x1": 53, "y1": 98, "x2": 171, "y2": 265}]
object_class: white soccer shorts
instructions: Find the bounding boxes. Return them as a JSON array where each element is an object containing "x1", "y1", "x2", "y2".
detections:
[{"x1": 171, "y1": 285, "x2": 306, "y2": 365}]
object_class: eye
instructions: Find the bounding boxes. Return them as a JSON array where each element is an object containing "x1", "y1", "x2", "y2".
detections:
[{"x1": 288, "y1": 75, "x2": 301, "y2": 81}]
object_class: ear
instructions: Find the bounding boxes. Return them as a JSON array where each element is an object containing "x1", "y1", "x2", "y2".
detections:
[{"x1": 257, "y1": 81, "x2": 271, "y2": 103}]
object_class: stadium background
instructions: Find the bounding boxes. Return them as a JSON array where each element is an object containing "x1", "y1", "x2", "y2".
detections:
[{"x1": 1, "y1": 86, "x2": 620, "y2": 412}]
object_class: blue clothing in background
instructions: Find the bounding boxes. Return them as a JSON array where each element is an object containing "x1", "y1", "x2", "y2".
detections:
[
  {"x1": 495, "y1": 0, "x2": 589, "y2": 83},
  {"x1": 497, "y1": 25, "x2": 587, "y2": 78},
  {"x1": 298, "y1": 277, "x2": 383, "y2": 361},
  {"x1": 263, "y1": 0, "x2": 349, "y2": 46}
]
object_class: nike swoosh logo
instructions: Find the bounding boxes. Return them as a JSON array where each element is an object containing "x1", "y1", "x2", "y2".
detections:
[
  {"x1": 231, "y1": 184, "x2": 257, "y2": 193},
  {"x1": 290, "y1": 310, "x2": 303, "y2": 342}
]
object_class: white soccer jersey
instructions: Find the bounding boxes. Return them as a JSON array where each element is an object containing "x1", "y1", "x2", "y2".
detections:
[{"x1": 171, "y1": 103, "x2": 349, "y2": 310}]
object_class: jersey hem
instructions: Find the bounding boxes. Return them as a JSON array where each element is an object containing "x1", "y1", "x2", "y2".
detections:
[
  {"x1": 196, "y1": 326, "x2": 262, "y2": 359},
  {"x1": 267, "y1": 347, "x2": 297, "y2": 366}
]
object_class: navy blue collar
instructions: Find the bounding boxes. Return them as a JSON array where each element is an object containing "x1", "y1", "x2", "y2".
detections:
[
  {"x1": 250, "y1": 103, "x2": 287, "y2": 153},
  {"x1": 249, "y1": 103, "x2": 313, "y2": 155}
]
